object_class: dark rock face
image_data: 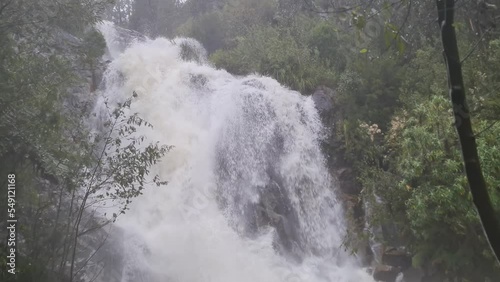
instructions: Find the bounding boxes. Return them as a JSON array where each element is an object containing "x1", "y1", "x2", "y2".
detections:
[
  {"x1": 382, "y1": 247, "x2": 412, "y2": 270},
  {"x1": 312, "y1": 86, "x2": 337, "y2": 129},
  {"x1": 312, "y1": 86, "x2": 363, "y2": 196},
  {"x1": 373, "y1": 265, "x2": 400, "y2": 282},
  {"x1": 253, "y1": 174, "x2": 303, "y2": 261},
  {"x1": 336, "y1": 167, "x2": 362, "y2": 195},
  {"x1": 215, "y1": 125, "x2": 304, "y2": 261},
  {"x1": 312, "y1": 86, "x2": 334, "y2": 116},
  {"x1": 369, "y1": 247, "x2": 413, "y2": 282},
  {"x1": 213, "y1": 89, "x2": 311, "y2": 262},
  {"x1": 178, "y1": 39, "x2": 208, "y2": 63}
]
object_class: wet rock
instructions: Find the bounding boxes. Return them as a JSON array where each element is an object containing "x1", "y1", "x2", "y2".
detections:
[
  {"x1": 312, "y1": 86, "x2": 336, "y2": 126},
  {"x1": 312, "y1": 86, "x2": 334, "y2": 113},
  {"x1": 178, "y1": 39, "x2": 208, "y2": 63},
  {"x1": 382, "y1": 247, "x2": 412, "y2": 270},
  {"x1": 373, "y1": 265, "x2": 400, "y2": 282},
  {"x1": 255, "y1": 174, "x2": 303, "y2": 261},
  {"x1": 371, "y1": 248, "x2": 413, "y2": 282},
  {"x1": 312, "y1": 86, "x2": 354, "y2": 183},
  {"x1": 243, "y1": 78, "x2": 266, "y2": 90},
  {"x1": 335, "y1": 167, "x2": 362, "y2": 195},
  {"x1": 189, "y1": 73, "x2": 208, "y2": 89}
]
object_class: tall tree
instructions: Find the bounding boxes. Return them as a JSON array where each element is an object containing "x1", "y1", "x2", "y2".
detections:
[{"x1": 436, "y1": 0, "x2": 500, "y2": 263}]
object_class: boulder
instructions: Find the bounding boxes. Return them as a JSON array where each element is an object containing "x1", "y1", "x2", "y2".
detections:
[
  {"x1": 382, "y1": 247, "x2": 412, "y2": 270},
  {"x1": 312, "y1": 86, "x2": 334, "y2": 113},
  {"x1": 373, "y1": 265, "x2": 400, "y2": 282},
  {"x1": 336, "y1": 167, "x2": 362, "y2": 195},
  {"x1": 311, "y1": 86, "x2": 336, "y2": 126}
]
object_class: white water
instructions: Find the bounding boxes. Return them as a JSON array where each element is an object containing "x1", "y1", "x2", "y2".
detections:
[{"x1": 96, "y1": 22, "x2": 373, "y2": 282}]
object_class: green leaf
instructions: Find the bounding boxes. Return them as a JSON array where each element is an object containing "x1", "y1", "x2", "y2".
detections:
[
  {"x1": 397, "y1": 38, "x2": 406, "y2": 55},
  {"x1": 452, "y1": 22, "x2": 465, "y2": 31},
  {"x1": 360, "y1": 48, "x2": 368, "y2": 54},
  {"x1": 354, "y1": 15, "x2": 366, "y2": 30},
  {"x1": 384, "y1": 29, "x2": 394, "y2": 48}
]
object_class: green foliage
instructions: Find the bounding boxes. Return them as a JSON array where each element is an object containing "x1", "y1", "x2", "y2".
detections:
[
  {"x1": 463, "y1": 39, "x2": 500, "y2": 122},
  {"x1": 348, "y1": 40, "x2": 500, "y2": 279},
  {"x1": 0, "y1": 43, "x2": 77, "y2": 180},
  {"x1": 4, "y1": 0, "x2": 498, "y2": 280},
  {"x1": 308, "y1": 21, "x2": 347, "y2": 71},
  {"x1": 337, "y1": 55, "x2": 403, "y2": 129},
  {"x1": 211, "y1": 24, "x2": 336, "y2": 92},
  {"x1": 0, "y1": 1, "x2": 171, "y2": 281},
  {"x1": 221, "y1": 0, "x2": 277, "y2": 40},
  {"x1": 80, "y1": 28, "x2": 107, "y2": 65},
  {"x1": 391, "y1": 95, "x2": 499, "y2": 279},
  {"x1": 174, "y1": 3, "x2": 500, "y2": 277},
  {"x1": 177, "y1": 11, "x2": 226, "y2": 53},
  {"x1": 89, "y1": 96, "x2": 172, "y2": 214},
  {"x1": 0, "y1": 0, "x2": 111, "y2": 38},
  {"x1": 177, "y1": 0, "x2": 277, "y2": 54},
  {"x1": 49, "y1": 0, "x2": 112, "y2": 35},
  {"x1": 175, "y1": 1, "x2": 340, "y2": 92}
]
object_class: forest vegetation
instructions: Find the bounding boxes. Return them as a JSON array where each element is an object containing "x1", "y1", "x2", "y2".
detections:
[{"x1": 1, "y1": 0, "x2": 500, "y2": 281}]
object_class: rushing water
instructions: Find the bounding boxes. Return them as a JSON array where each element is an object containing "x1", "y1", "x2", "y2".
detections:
[{"x1": 95, "y1": 22, "x2": 373, "y2": 282}]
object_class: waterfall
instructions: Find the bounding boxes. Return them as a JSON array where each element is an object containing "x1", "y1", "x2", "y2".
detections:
[{"x1": 94, "y1": 21, "x2": 373, "y2": 282}]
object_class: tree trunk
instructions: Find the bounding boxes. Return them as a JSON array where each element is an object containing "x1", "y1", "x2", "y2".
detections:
[{"x1": 436, "y1": 0, "x2": 500, "y2": 263}]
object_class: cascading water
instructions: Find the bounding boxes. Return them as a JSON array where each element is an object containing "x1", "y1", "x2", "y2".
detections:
[{"x1": 95, "y1": 21, "x2": 374, "y2": 282}]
